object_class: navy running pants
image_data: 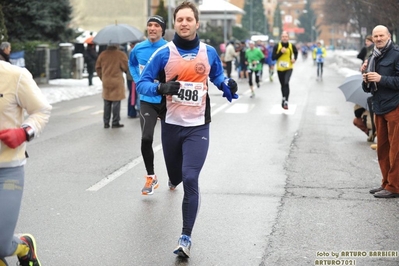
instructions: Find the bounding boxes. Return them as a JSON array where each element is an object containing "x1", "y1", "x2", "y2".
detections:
[{"x1": 161, "y1": 121, "x2": 209, "y2": 236}]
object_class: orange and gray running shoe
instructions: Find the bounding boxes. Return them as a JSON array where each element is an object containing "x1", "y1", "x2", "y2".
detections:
[
  {"x1": 18, "y1": 234, "x2": 41, "y2": 266},
  {"x1": 141, "y1": 175, "x2": 159, "y2": 195}
]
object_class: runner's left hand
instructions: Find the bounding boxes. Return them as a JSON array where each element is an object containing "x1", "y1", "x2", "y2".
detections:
[{"x1": 220, "y1": 78, "x2": 239, "y2": 102}]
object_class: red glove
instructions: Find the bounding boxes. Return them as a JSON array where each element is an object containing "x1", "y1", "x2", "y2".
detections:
[{"x1": 0, "y1": 128, "x2": 27, "y2": 149}]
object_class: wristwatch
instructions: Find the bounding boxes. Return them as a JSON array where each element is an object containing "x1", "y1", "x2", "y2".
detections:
[{"x1": 22, "y1": 126, "x2": 35, "y2": 142}]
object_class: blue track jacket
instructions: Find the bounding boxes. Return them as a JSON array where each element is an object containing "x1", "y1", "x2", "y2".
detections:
[{"x1": 128, "y1": 38, "x2": 167, "y2": 104}]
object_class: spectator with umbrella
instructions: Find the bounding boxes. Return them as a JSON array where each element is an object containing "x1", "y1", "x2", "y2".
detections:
[
  {"x1": 95, "y1": 43, "x2": 128, "y2": 128},
  {"x1": 84, "y1": 33, "x2": 98, "y2": 86},
  {"x1": 93, "y1": 23, "x2": 144, "y2": 45}
]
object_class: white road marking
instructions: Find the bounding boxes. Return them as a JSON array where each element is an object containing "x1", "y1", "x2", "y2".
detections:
[
  {"x1": 225, "y1": 103, "x2": 255, "y2": 113},
  {"x1": 91, "y1": 110, "x2": 103, "y2": 115},
  {"x1": 316, "y1": 106, "x2": 339, "y2": 116},
  {"x1": 270, "y1": 104, "x2": 297, "y2": 115},
  {"x1": 87, "y1": 95, "x2": 241, "y2": 192},
  {"x1": 211, "y1": 102, "x2": 230, "y2": 116},
  {"x1": 86, "y1": 144, "x2": 163, "y2": 192},
  {"x1": 67, "y1": 106, "x2": 95, "y2": 115}
]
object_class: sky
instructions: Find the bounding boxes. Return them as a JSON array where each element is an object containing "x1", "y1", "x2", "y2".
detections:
[{"x1": 38, "y1": 50, "x2": 361, "y2": 105}]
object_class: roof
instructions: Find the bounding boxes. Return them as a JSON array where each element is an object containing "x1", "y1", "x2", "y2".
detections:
[{"x1": 199, "y1": 0, "x2": 245, "y2": 14}]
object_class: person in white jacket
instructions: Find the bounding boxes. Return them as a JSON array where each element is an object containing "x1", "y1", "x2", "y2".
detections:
[
  {"x1": 0, "y1": 60, "x2": 52, "y2": 266},
  {"x1": 224, "y1": 40, "x2": 238, "y2": 78}
]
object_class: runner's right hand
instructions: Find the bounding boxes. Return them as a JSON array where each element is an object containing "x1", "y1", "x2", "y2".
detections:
[{"x1": 157, "y1": 76, "x2": 180, "y2": 95}]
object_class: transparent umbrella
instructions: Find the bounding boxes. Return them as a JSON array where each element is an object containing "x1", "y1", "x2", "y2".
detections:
[{"x1": 93, "y1": 23, "x2": 144, "y2": 45}]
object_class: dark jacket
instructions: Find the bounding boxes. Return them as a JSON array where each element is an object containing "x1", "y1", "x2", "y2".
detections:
[
  {"x1": 362, "y1": 43, "x2": 399, "y2": 115},
  {"x1": 84, "y1": 46, "x2": 98, "y2": 68},
  {"x1": 357, "y1": 44, "x2": 374, "y2": 63}
]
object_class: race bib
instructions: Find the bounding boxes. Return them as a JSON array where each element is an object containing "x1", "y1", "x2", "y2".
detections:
[
  {"x1": 172, "y1": 81, "x2": 205, "y2": 106},
  {"x1": 249, "y1": 62, "x2": 258, "y2": 69},
  {"x1": 279, "y1": 61, "x2": 289, "y2": 68}
]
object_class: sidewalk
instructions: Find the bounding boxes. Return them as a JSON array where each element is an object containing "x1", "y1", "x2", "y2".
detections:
[
  {"x1": 38, "y1": 76, "x2": 103, "y2": 104},
  {"x1": 330, "y1": 49, "x2": 363, "y2": 74}
]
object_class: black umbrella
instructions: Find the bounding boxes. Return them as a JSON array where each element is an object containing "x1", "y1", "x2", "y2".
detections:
[{"x1": 93, "y1": 23, "x2": 144, "y2": 45}]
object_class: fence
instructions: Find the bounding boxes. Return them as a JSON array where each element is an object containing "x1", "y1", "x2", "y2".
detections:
[
  {"x1": 18, "y1": 42, "x2": 120, "y2": 84},
  {"x1": 17, "y1": 43, "x2": 82, "y2": 84}
]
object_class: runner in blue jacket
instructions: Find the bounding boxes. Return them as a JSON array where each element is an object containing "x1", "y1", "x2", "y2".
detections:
[{"x1": 128, "y1": 15, "x2": 168, "y2": 195}]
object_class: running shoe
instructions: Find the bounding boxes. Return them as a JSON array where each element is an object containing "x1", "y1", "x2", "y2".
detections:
[
  {"x1": 141, "y1": 175, "x2": 159, "y2": 195},
  {"x1": 168, "y1": 180, "x2": 176, "y2": 190},
  {"x1": 283, "y1": 101, "x2": 288, "y2": 110},
  {"x1": 173, "y1": 234, "x2": 192, "y2": 258},
  {"x1": 18, "y1": 234, "x2": 41, "y2": 266}
]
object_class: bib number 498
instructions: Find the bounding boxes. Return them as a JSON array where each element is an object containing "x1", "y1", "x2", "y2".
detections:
[
  {"x1": 171, "y1": 81, "x2": 205, "y2": 106},
  {"x1": 177, "y1": 89, "x2": 199, "y2": 102}
]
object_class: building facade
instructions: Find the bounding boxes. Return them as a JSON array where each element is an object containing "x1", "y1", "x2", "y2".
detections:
[
  {"x1": 69, "y1": 0, "x2": 148, "y2": 33},
  {"x1": 69, "y1": 0, "x2": 352, "y2": 48},
  {"x1": 70, "y1": 0, "x2": 243, "y2": 43}
]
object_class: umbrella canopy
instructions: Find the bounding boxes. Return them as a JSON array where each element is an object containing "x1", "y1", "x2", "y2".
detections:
[
  {"x1": 338, "y1": 74, "x2": 372, "y2": 110},
  {"x1": 84, "y1": 36, "x2": 94, "y2": 44},
  {"x1": 93, "y1": 24, "x2": 144, "y2": 45}
]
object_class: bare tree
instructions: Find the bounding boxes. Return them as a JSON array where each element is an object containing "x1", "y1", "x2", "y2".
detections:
[
  {"x1": 322, "y1": 0, "x2": 350, "y2": 25},
  {"x1": 321, "y1": 0, "x2": 399, "y2": 41}
]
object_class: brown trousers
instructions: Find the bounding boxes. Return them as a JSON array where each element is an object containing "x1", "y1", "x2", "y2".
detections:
[{"x1": 375, "y1": 105, "x2": 399, "y2": 193}]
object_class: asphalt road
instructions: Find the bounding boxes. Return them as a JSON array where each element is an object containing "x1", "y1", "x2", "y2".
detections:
[{"x1": 9, "y1": 52, "x2": 399, "y2": 266}]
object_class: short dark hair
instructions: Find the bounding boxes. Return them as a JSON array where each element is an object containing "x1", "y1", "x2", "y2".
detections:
[{"x1": 173, "y1": 1, "x2": 199, "y2": 23}]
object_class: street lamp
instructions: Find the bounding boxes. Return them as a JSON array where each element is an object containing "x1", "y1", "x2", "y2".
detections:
[
  {"x1": 250, "y1": 0, "x2": 253, "y2": 33},
  {"x1": 168, "y1": 0, "x2": 173, "y2": 30}
]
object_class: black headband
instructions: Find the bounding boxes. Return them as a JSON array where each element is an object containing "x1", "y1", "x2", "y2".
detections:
[{"x1": 147, "y1": 15, "x2": 166, "y2": 36}]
